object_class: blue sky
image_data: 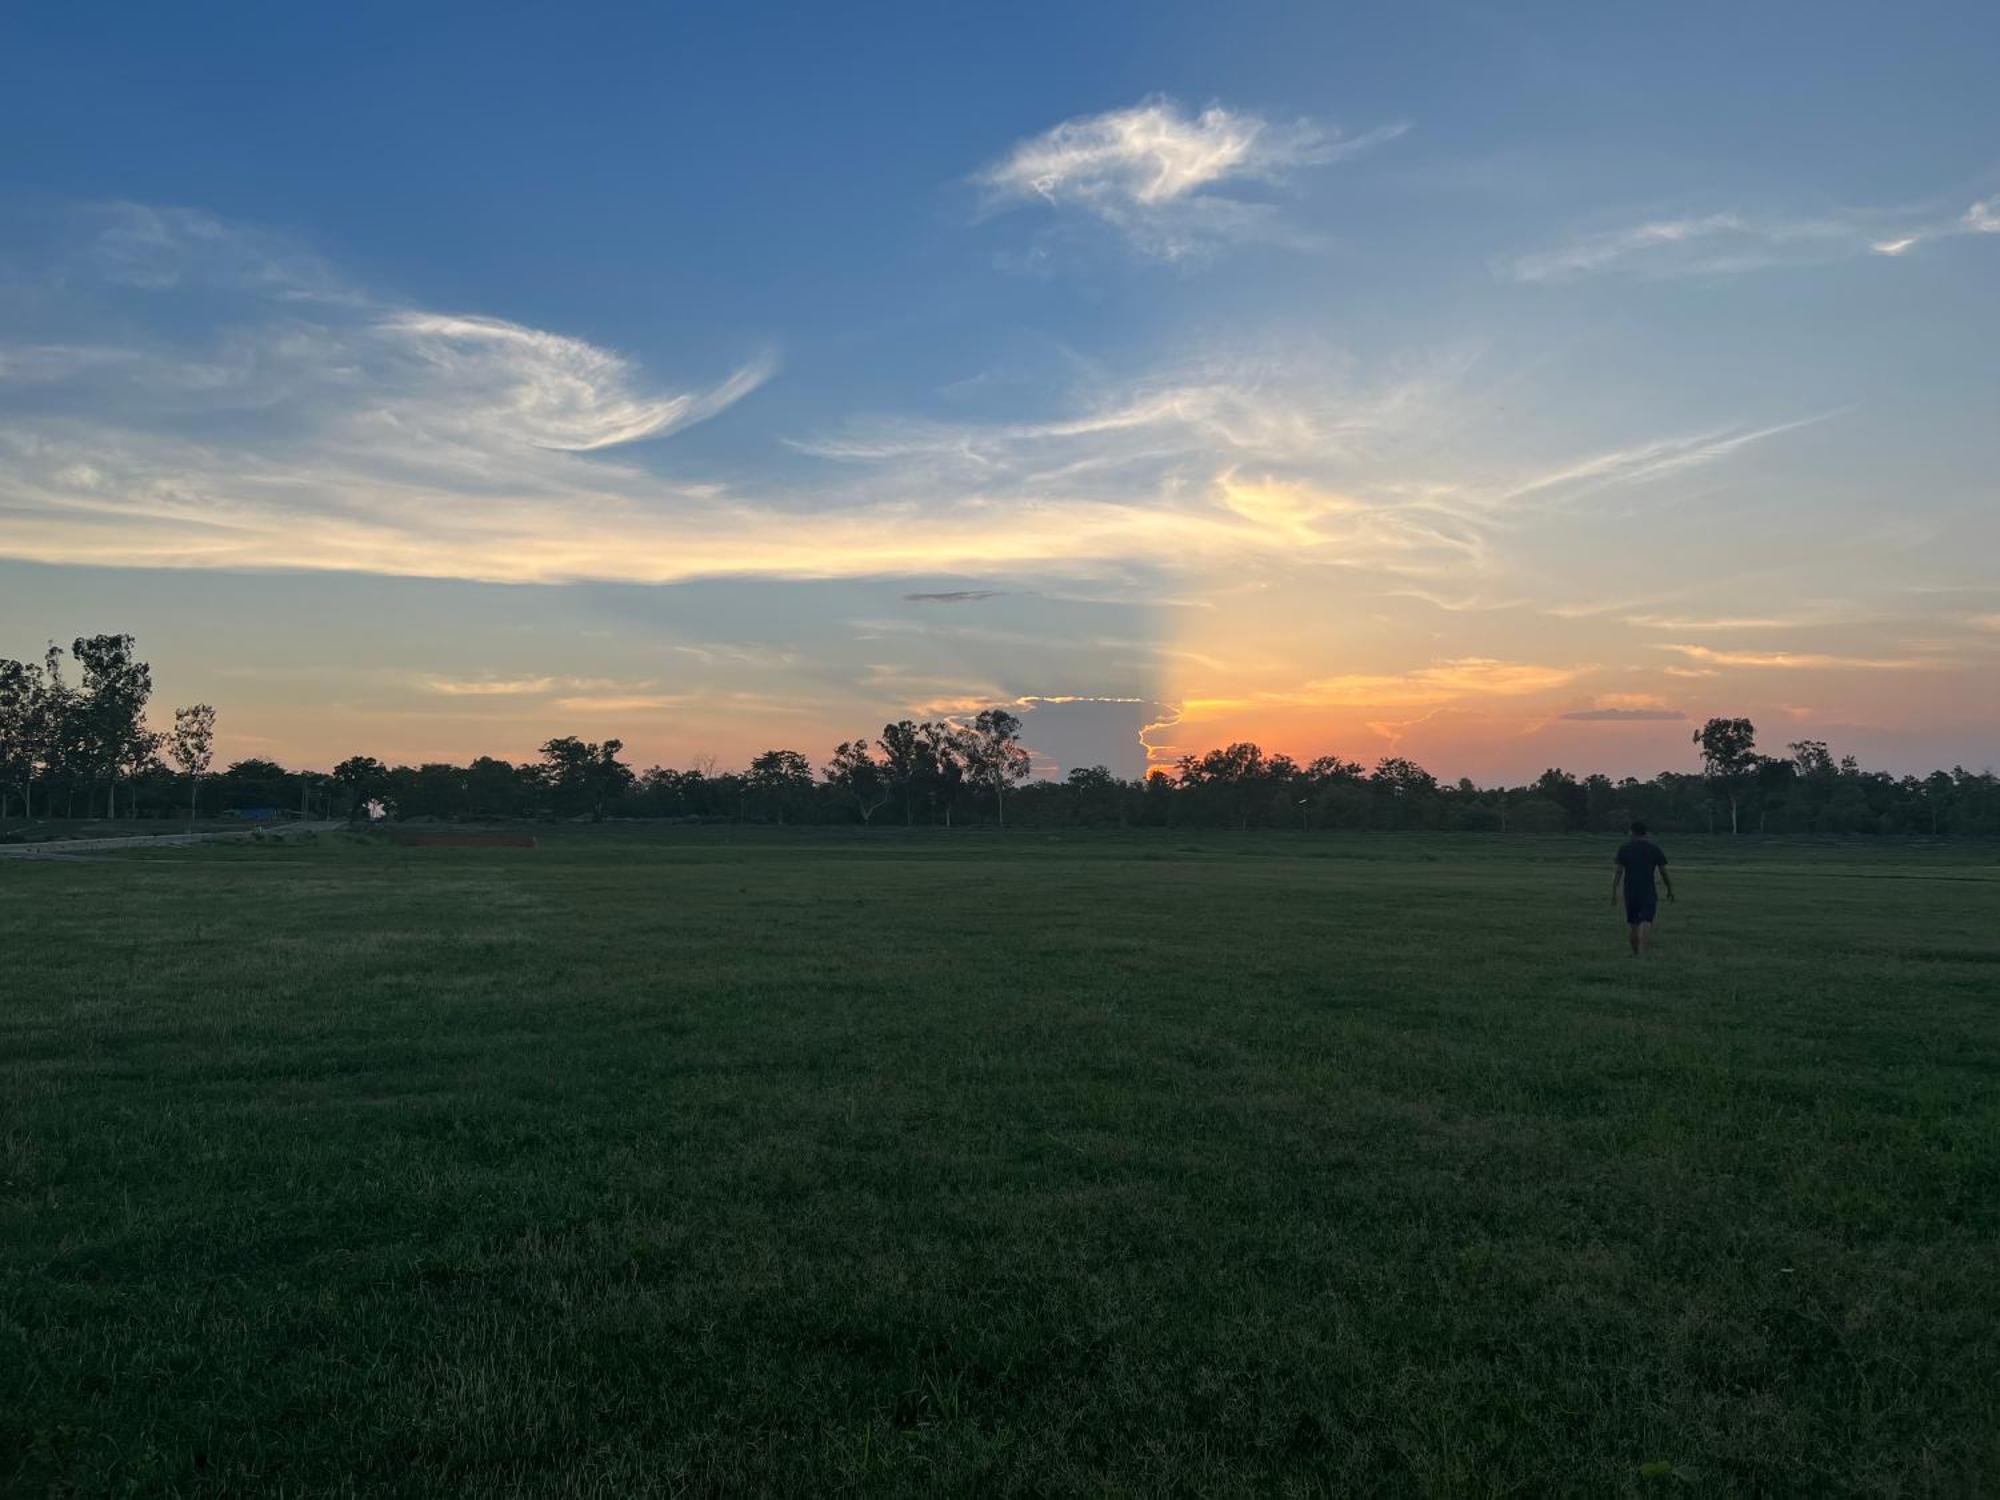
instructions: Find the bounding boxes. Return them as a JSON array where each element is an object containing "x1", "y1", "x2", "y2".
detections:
[{"x1": 3, "y1": 2, "x2": 1996, "y2": 777}]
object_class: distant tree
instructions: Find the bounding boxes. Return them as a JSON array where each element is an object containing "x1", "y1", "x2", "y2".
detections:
[
  {"x1": 1534, "y1": 768, "x2": 1588, "y2": 830},
  {"x1": 876, "y1": 719, "x2": 929, "y2": 826},
  {"x1": 746, "y1": 749, "x2": 814, "y2": 825},
  {"x1": 538, "y1": 736, "x2": 633, "y2": 821},
  {"x1": 1693, "y1": 717, "x2": 1758, "y2": 834},
  {"x1": 332, "y1": 755, "x2": 389, "y2": 820},
  {"x1": 166, "y1": 704, "x2": 217, "y2": 830},
  {"x1": 1177, "y1": 741, "x2": 1270, "y2": 829},
  {"x1": 1307, "y1": 755, "x2": 1366, "y2": 785},
  {"x1": 70, "y1": 633, "x2": 153, "y2": 819},
  {"x1": 1920, "y1": 769, "x2": 1956, "y2": 836},
  {"x1": 824, "y1": 739, "x2": 891, "y2": 825},
  {"x1": 18, "y1": 644, "x2": 80, "y2": 816},
  {"x1": 1064, "y1": 764, "x2": 1125, "y2": 827},
  {"x1": 958, "y1": 709, "x2": 1032, "y2": 828},
  {"x1": 220, "y1": 758, "x2": 292, "y2": 813},
  {"x1": 1371, "y1": 757, "x2": 1437, "y2": 795},
  {"x1": 0, "y1": 657, "x2": 36, "y2": 820},
  {"x1": 394, "y1": 762, "x2": 472, "y2": 821},
  {"x1": 1788, "y1": 739, "x2": 1835, "y2": 778},
  {"x1": 465, "y1": 756, "x2": 527, "y2": 818},
  {"x1": 1369, "y1": 757, "x2": 1439, "y2": 829},
  {"x1": 917, "y1": 722, "x2": 965, "y2": 826}
]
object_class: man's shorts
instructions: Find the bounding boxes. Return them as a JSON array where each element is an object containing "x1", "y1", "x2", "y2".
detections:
[{"x1": 1625, "y1": 892, "x2": 1658, "y2": 925}]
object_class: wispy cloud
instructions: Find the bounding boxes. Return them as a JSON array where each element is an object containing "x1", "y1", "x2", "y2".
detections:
[
  {"x1": 1625, "y1": 613, "x2": 1818, "y2": 631},
  {"x1": 1190, "y1": 658, "x2": 1588, "y2": 712},
  {"x1": 380, "y1": 313, "x2": 774, "y2": 452},
  {"x1": 1491, "y1": 415, "x2": 1831, "y2": 507},
  {"x1": 1560, "y1": 707, "x2": 1685, "y2": 721},
  {"x1": 1510, "y1": 194, "x2": 2000, "y2": 281},
  {"x1": 0, "y1": 205, "x2": 1821, "y2": 597},
  {"x1": 1869, "y1": 195, "x2": 2000, "y2": 257},
  {"x1": 84, "y1": 202, "x2": 358, "y2": 301},
  {"x1": 421, "y1": 675, "x2": 566, "y2": 697},
  {"x1": 670, "y1": 642, "x2": 798, "y2": 669},
  {"x1": 420, "y1": 674, "x2": 634, "y2": 697},
  {"x1": 1656, "y1": 644, "x2": 1928, "y2": 670},
  {"x1": 551, "y1": 694, "x2": 690, "y2": 713},
  {"x1": 904, "y1": 589, "x2": 1007, "y2": 604},
  {"x1": 976, "y1": 98, "x2": 1404, "y2": 261}
]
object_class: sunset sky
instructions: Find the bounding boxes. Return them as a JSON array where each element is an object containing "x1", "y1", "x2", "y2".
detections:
[{"x1": 3, "y1": 3, "x2": 1996, "y2": 780}]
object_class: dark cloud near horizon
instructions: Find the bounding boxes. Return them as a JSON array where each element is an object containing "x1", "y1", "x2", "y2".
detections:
[
  {"x1": 1560, "y1": 707, "x2": 1687, "y2": 722},
  {"x1": 904, "y1": 590, "x2": 1007, "y2": 603},
  {"x1": 1016, "y1": 697, "x2": 1175, "y2": 780}
]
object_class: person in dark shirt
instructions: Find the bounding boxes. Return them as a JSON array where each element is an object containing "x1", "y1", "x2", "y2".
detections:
[{"x1": 1611, "y1": 820, "x2": 1674, "y2": 956}]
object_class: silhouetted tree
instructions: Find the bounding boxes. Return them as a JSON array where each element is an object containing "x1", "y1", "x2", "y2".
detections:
[
  {"x1": 166, "y1": 704, "x2": 216, "y2": 830},
  {"x1": 538, "y1": 736, "x2": 633, "y2": 821},
  {"x1": 1693, "y1": 717, "x2": 1758, "y2": 834},
  {"x1": 70, "y1": 634, "x2": 153, "y2": 819},
  {"x1": 220, "y1": 758, "x2": 292, "y2": 813},
  {"x1": 959, "y1": 709, "x2": 1031, "y2": 828},
  {"x1": 332, "y1": 755, "x2": 389, "y2": 820},
  {"x1": 0, "y1": 657, "x2": 37, "y2": 820},
  {"x1": 1065, "y1": 764, "x2": 1125, "y2": 827},
  {"x1": 876, "y1": 720, "x2": 928, "y2": 825},
  {"x1": 746, "y1": 749, "x2": 813, "y2": 825},
  {"x1": 825, "y1": 739, "x2": 891, "y2": 825},
  {"x1": 918, "y1": 722, "x2": 965, "y2": 827}
]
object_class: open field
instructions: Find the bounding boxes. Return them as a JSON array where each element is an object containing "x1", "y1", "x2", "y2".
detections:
[{"x1": 4, "y1": 829, "x2": 1997, "y2": 1495}]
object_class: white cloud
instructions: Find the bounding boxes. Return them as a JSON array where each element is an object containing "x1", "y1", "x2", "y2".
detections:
[
  {"x1": 1508, "y1": 213, "x2": 1860, "y2": 282},
  {"x1": 378, "y1": 312, "x2": 774, "y2": 452},
  {"x1": 0, "y1": 205, "x2": 1826, "y2": 597},
  {"x1": 1489, "y1": 415, "x2": 1832, "y2": 508},
  {"x1": 1656, "y1": 644, "x2": 1928, "y2": 670},
  {"x1": 1185, "y1": 658, "x2": 1590, "y2": 714},
  {"x1": 1514, "y1": 193, "x2": 2000, "y2": 281},
  {"x1": 976, "y1": 98, "x2": 1403, "y2": 260},
  {"x1": 85, "y1": 203, "x2": 357, "y2": 301}
]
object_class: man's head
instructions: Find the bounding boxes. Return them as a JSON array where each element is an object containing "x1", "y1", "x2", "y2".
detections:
[{"x1": 1630, "y1": 819, "x2": 1649, "y2": 837}]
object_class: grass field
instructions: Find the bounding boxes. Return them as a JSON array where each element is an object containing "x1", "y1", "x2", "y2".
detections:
[{"x1": 4, "y1": 829, "x2": 1997, "y2": 1496}]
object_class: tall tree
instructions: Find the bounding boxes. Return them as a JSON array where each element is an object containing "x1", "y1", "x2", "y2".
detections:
[
  {"x1": 538, "y1": 736, "x2": 633, "y2": 821},
  {"x1": 1177, "y1": 741, "x2": 1271, "y2": 830},
  {"x1": 876, "y1": 720, "x2": 928, "y2": 826},
  {"x1": 26, "y1": 644, "x2": 75, "y2": 817},
  {"x1": 0, "y1": 657, "x2": 36, "y2": 821},
  {"x1": 825, "y1": 739, "x2": 891, "y2": 825},
  {"x1": 71, "y1": 633, "x2": 153, "y2": 819},
  {"x1": 166, "y1": 704, "x2": 217, "y2": 830},
  {"x1": 917, "y1": 722, "x2": 964, "y2": 827},
  {"x1": 959, "y1": 708, "x2": 1032, "y2": 829},
  {"x1": 332, "y1": 755, "x2": 389, "y2": 820},
  {"x1": 1693, "y1": 717, "x2": 1758, "y2": 834},
  {"x1": 746, "y1": 749, "x2": 813, "y2": 824}
]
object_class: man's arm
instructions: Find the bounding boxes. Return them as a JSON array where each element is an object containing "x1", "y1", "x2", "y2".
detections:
[
  {"x1": 1611, "y1": 860, "x2": 1624, "y2": 904},
  {"x1": 1659, "y1": 860, "x2": 1674, "y2": 902}
]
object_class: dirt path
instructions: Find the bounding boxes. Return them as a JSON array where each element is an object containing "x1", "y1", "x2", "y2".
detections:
[{"x1": 0, "y1": 821, "x2": 346, "y2": 859}]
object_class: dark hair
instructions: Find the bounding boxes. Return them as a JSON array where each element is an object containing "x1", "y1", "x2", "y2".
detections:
[{"x1": 1630, "y1": 819, "x2": 1649, "y2": 837}]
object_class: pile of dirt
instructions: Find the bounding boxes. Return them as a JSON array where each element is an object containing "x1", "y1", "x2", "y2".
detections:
[{"x1": 383, "y1": 831, "x2": 537, "y2": 848}]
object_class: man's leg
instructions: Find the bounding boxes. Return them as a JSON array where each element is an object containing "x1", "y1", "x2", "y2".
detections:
[
  {"x1": 1628, "y1": 921, "x2": 1642, "y2": 955},
  {"x1": 1636, "y1": 919, "x2": 1652, "y2": 956}
]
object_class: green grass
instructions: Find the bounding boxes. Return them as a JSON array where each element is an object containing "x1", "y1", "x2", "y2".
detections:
[{"x1": 4, "y1": 829, "x2": 1997, "y2": 1496}]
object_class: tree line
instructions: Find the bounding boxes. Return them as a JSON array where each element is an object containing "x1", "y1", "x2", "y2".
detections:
[{"x1": 5, "y1": 633, "x2": 1997, "y2": 835}]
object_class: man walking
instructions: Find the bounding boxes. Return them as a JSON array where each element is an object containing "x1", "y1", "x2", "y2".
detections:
[{"x1": 1612, "y1": 819, "x2": 1674, "y2": 956}]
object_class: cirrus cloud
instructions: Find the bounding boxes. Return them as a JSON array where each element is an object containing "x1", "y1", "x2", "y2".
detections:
[{"x1": 976, "y1": 97, "x2": 1405, "y2": 261}]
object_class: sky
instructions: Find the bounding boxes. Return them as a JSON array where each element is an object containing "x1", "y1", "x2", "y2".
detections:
[{"x1": 2, "y1": 2, "x2": 1996, "y2": 781}]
